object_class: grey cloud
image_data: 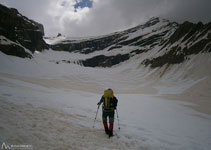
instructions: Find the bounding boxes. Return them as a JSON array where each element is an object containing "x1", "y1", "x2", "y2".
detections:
[
  {"x1": 1, "y1": 0, "x2": 211, "y2": 37},
  {"x1": 160, "y1": 0, "x2": 211, "y2": 23}
]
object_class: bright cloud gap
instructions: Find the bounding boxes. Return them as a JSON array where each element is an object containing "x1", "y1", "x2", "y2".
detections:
[{"x1": 74, "y1": 0, "x2": 93, "y2": 12}]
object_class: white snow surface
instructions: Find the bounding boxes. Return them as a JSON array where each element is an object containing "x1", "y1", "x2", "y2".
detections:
[{"x1": 0, "y1": 50, "x2": 211, "y2": 150}]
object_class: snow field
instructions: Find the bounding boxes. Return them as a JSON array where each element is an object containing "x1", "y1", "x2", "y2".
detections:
[
  {"x1": 0, "y1": 74, "x2": 211, "y2": 150},
  {"x1": 0, "y1": 50, "x2": 211, "y2": 150}
]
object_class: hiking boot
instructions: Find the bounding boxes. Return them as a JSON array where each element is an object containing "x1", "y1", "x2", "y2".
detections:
[
  {"x1": 108, "y1": 130, "x2": 113, "y2": 138},
  {"x1": 105, "y1": 127, "x2": 109, "y2": 135}
]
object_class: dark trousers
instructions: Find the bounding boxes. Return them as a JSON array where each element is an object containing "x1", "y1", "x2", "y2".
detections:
[{"x1": 102, "y1": 109, "x2": 114, "y2": 131}]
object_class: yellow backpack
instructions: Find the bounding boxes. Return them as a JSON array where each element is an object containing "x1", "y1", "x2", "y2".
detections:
[{"x1": 103, "y1": 89, "x2": 114, "y2": 109}]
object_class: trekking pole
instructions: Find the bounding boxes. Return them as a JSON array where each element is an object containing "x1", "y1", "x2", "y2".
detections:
[
  {"x1": 116, "y1": 108, "x2": 120, "y2": 130},
  {"x1": 93, "y1": 105, "x2": 100, "y2": 128}
]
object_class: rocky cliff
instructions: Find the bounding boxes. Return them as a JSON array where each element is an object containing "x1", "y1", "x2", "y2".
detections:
[{"x1": 0, "y1": 4, "x2": 48, "y2": 58}]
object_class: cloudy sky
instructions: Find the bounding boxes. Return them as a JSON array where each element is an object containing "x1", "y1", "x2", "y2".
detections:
[{"x1": 1, "y1": 0, "x2": 211, "y2": 37}]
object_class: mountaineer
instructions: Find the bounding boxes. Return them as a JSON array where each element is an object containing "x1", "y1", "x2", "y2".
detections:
[{"x1": 97, "y1": 88, "x2": 118, "y2": 137}]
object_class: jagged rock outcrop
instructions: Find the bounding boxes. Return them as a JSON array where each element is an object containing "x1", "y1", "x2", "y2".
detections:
[{"x1": 0, "y1": 4, "x2": 48, "y2": 58}]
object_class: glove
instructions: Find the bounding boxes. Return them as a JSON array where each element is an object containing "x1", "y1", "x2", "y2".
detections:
[{"x1": 97, "y1": 102, "x2": 101, "y2": 105}]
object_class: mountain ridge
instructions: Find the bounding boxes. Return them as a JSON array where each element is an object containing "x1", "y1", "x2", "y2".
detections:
[
  {"x1": 0, "y1": 4, "x2": 210, "y2": 69},
  {"x1": 48, "y1": 17, "x2": 211, "y2": 68}
]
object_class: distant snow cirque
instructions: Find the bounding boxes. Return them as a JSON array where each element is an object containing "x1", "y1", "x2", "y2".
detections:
[{"x1": 49, "y1": 17, "x2": 211, "y2": 68}]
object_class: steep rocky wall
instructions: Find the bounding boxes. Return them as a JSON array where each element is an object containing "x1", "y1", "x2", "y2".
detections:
[{"x1": 0, "y1": 4, "x2": 48, "y2": 58}]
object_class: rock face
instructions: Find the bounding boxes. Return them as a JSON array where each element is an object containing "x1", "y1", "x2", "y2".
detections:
[
  {"x1": 0, "y1": 43, "x2": 32, "y2": 58},
  {"x1": 31, "y1": 20, "x2": 45, "y2": 36},
  {"x1": 143, "y1": 21, "x2": 211, "y2": 68},
  {"x1": 82, "y1": 54, "x2": 130, "y2": 67},
  {"x1": 50, "y1": 17, "x2": 211, "y2": 68},
  {"x1": 0, "y1": 4, "x2": 48, "y2": 58},
  {"x1": 51, "y1": 33, "x2": 127, "y2": 54}
]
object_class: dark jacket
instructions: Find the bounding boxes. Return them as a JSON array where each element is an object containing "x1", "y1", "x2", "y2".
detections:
[{"x1": 99, "y1": 96, "x2": 118, "y2": 111}]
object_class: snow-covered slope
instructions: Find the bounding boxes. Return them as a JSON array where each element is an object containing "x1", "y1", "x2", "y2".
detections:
[{"x1": 0, "y1": 47, "x2": 211, "y2": 149}]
